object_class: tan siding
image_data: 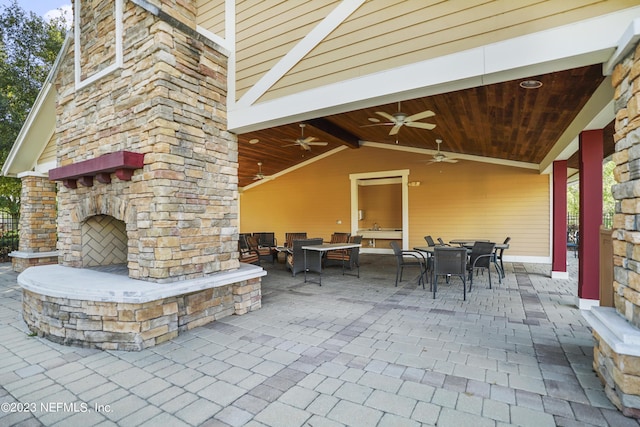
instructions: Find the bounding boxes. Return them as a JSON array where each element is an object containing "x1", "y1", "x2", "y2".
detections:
[
  {"x1": 196, "y1": 0, "x2": 225, "y2": 35},
  {"x1": 240, "y1": 146, "x2": 549, "y2": 257},
  {"x1": 37, "y1": 135, "x2": 57, "y2": 165},
  {"x1": 234, "y1": 1, "x2": 340, "y2": 98},
  {"x1": 254, "y1": 0, "x2": 637, "y2": 101}
]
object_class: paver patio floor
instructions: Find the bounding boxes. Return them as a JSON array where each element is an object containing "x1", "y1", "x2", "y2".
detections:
[{"x1": 1, "y1": 253, "x2": 638, "y2": 426}]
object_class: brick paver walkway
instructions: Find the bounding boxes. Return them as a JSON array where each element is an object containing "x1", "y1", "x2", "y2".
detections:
[{"x1": 1, "y1": 254, "x2": 638, "y2": 426}]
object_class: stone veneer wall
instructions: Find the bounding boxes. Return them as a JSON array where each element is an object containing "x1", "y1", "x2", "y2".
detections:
[
  {"x1": 22, "y1": 277, "x2": 261, "y2": 351},
  {"x1": 594, "y1": 41, "x2": 640, "y2": 417},
  {"x1": 13, "y1": 175, "x2": 58, "y2": 272},
  {"x1": 55, "y1": 0, "x2": 238, "y2": 281}
]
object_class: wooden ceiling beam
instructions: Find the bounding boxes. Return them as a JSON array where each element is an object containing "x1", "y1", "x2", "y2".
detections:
[{"x1": 306, "y1": 118, "x2": 361, "y2": 149}]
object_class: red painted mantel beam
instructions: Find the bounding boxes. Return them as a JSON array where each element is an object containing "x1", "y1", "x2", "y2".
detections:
[{"x1": 49, "y1": 151, "x2": 145, "y2": 189}]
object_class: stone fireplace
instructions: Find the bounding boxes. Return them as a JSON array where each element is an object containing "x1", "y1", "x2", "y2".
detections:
[
  {"x1": 16, "y1": 0, "x2": 264, "y2": 350},
  {"x1": 583, "y1": 23, "x2": 640, "y2": 418}
]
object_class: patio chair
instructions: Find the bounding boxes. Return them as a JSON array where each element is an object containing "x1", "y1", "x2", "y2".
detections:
[
  {"x1": 437, "y1": 237, "x2": 450, "y2": 246},
  {"x1": 285, "y1": 232, "x2": 307, "y2": 248},
  {"x1": 325, "y1": 235, "x2": 362, "y2": 272},
  {"x1": 432, "y1": 246, "x2": 468, "y2": 299},
  {"x1": 329, "y1": 232, "x2": 350, "y2": 244},
  {"x1": 239, "y1": 233, "x2": 252, "y2": 251},
  {"x1": 390, "y1": 241, "x2": 428, "y2": 288},
  {"x1": 424, "y1": 235, "x2": 437, "y2": 247},
  {"x1": 254, "y1": 232, "x2": 277, "y2": 248},
  {"x1": 467, "y1": 241, "x2": 497, "y2": 290},
  {"x1": 238, "y1": 236, "x2": 260, "y2": 265},
  {"x1": 494, "y1": 237, "x2": 510, "y2": 278},
  {"x1": 247, "y1": 235, "x2": 276, "y2": 264},
  {"x1": 286, "y1": 238, "x2": 323, "y2": 277},
  {"x1": 567, "y1": 230, "x2": 578, "y2": 258}
]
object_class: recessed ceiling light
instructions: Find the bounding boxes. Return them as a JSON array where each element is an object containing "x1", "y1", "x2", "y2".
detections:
[
  {"x1": 368, "y1": 117, "x2": 380, "y2": 123},
  {"x1": 249, "y1": 139, "x2": 259, "y2": 144},
  {"x1": 519, "y1": 80, "x2": 542, "y2": 89}
]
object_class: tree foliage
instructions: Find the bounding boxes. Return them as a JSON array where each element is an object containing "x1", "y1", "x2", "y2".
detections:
[
  {"x1": 0, "y1": 0, "x2": 66, "y2": 217},
  {"x1": 566, "y1": 160, "x2": 616, "y2": 218}
]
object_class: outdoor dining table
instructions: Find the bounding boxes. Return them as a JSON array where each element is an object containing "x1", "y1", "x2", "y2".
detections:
[
  {"x1": 415, "y1": 242, "x2": 508, "y2": 284},
  {"x1": 301, "y1": 242, "x2": 361, "y2": 285},
  {"x1": 449, "y1": 239, "x2": 490, "y2": 246}
]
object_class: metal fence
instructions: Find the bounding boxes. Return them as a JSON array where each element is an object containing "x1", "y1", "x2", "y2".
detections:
[
  {"x1": 0, "y1": 212, "x2": 18, "y2": 262},
  {"x1": 567, "y1": 213, "x2": 613, "y2": 229}
]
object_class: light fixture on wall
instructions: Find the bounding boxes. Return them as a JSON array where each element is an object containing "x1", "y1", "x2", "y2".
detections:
[{"x1": 407, "y1": 181, "x2": 421, "y2": 187}]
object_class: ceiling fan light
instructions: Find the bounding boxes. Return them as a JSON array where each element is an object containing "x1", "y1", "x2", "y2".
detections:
[{"x1": 519, "y1": 79, "x2": 542, "y2": 89}]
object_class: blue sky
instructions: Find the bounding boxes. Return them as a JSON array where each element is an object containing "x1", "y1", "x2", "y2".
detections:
[{"x1": 0, "y1": 0, "x2": 71, "y2": 21}]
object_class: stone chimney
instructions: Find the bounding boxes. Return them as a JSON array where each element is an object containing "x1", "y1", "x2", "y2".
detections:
[{"x1": 51, "y1": 0, "x2": 238, "y2": 282}]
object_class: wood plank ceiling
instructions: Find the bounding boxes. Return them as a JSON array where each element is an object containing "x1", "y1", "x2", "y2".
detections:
[{"x1": 237, "y1": 64, "x2": 612, "y2": 187}]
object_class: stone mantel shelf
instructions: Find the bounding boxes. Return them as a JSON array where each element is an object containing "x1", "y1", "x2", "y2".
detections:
[
  {"x1": 48, "y1": 151, "x2": 145, "y2": 189},
  {"x1": 18, "y1": 263, "x2": 266, "y2": 304}
]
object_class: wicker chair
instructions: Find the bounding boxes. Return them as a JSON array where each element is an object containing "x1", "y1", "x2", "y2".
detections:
[
  {"x1": 286, "y1": 238, "x2": 323, "y2": 277},
  {"x1": 246, "y1": 235, "x2": 276, "y2": 264},
  {"x1": 432, "y1": 246, "x2": 468, "y2": 299},
  {"x1": 329, "y1": 232, "x2": 350, "y2": 244},
  {"x1": 285, "y1": 232, "x2": 307, "y2": 248},
  {"x1": 238, "y1": 235, "x2": 260, "y2": 265},
  {"x1": 325, "y1": 235, "x2": 362, "y2": 272}
]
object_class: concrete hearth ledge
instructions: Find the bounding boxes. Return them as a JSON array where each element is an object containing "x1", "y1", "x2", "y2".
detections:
[
  {"x1": 18, "y1": 263, "x2": 266, "y2": 304},
  {"x1": 583, "y1": 306, "x2": 640, "y2": 357}
]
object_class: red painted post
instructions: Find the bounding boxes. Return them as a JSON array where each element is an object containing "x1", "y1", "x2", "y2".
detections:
[
  {"x1": 578, "y1": 130, "x2": 603, "y2": 301},
  {"x1": 552, "y1": 161, "x2": 568, "y2": 274}
]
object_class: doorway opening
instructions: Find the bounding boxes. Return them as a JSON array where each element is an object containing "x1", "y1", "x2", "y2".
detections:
[{"x1": 349, "y1": 170, "x2": 409, "y2": 253}]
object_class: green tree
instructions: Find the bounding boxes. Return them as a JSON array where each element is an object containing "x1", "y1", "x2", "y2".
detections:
[
  {"x1": 566, "y1": 160, "x2": 616, "y2": 226},
  {"x1": 0, "y1": 0, "x2": 66, "y2": 218}
]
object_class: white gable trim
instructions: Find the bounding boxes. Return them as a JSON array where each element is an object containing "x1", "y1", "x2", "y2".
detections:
[
  {"x1": 236, "y1": 0, "x2": 365, "y2": 109},
  {"x1": 228, "y1": 6, "x2": 640, "y2": 134}
]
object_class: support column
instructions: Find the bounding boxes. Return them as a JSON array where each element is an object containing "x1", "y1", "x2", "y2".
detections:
[
  {"x1": 552, "y1": 160, "x2": 568, "y2": 279},
  {"x1": 11, "y1": 172, "x2": 59, "y2": 272},
  {"x1": 578, "y1": 130, "x2": 603, "y2": 308}
]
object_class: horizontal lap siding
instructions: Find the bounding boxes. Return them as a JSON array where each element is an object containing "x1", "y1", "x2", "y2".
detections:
[
  {"x1": 240, "y1": 146, "x2": 549, "y2": 257},
  {"x1": 265, "y1": 0, "x2": 633, "y2": 100},
  {"x1": 196, "y1": 0, "x2": 225, "y2": 34},
  {"x1": 196, "y1": 1, "x2": 637, "y2": 104},
  {"x1": 38, "y1": 135, "x2": 57, "y2": 165}
]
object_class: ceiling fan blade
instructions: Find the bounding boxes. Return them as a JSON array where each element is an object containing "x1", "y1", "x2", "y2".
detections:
[
  {"x1": 306, "y1": 142, "x2": 328, "y2": 146},
  {"x1": 360, "y1": 122, "x2": 394, "y2": 128},
  {"x1": 389, "y1": 124, "x2": 402, "y2": 136},
  {"x1": 302, "y1": 136, "x2": 317, "y2": 143},
  {"x1": 406, "y1": 122, "x2": 436, "y2": 130},
  {"x1": 375, "y1": 111, "x2": 396, "y2": 122},
  {"x1": 406, "y1": 110, "x2": 435, "y2": 122},
  {"x1": 442, "y1": 158, "x2": 459, "y2": 163}
]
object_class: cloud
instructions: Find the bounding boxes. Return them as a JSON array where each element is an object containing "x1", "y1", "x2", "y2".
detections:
[{"x1": 44, "y1": 4, "x2": 73, "y2": 28}]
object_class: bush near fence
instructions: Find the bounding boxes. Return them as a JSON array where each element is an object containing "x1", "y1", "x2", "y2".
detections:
[{"x1": 0, "y1": 212, "x2": 19, "y2": 262}]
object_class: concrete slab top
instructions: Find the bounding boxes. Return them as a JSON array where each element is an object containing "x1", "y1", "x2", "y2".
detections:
[{"x1": 17, "y1": 263, "x2": 266, "y2": 304}]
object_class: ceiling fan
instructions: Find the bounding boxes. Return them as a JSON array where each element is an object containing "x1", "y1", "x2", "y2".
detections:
[
  {"x1": 283, "y1": 123, "x2": 329, "y2": 151},
  {"x1": 427, "y1": 139, "x2": 458, "y2": 164},
  {"x1": 253, "y1": 162, "x2": 265, "y2": 180},
  {"x1": 364, "y1": 101, "x2": 436, "y2": 136}
]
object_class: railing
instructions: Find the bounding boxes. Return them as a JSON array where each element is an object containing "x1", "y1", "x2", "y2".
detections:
[
  {"x1": 567, "y1": 213, "x2": 613, "y2": 230},
  {"x1": 0, "y1": 212, "x2": 19, "y2": 262}
]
